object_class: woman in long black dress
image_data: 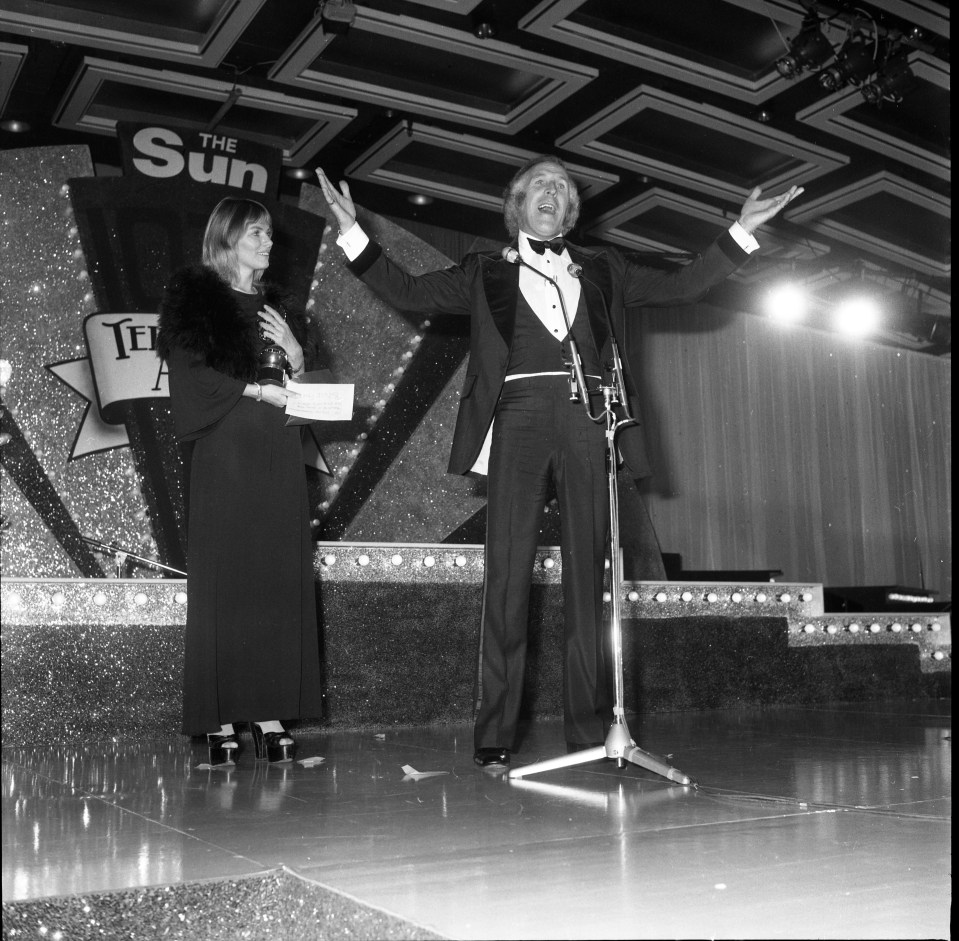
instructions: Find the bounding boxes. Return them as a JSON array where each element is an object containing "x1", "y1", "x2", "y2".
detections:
[{"x1": 158, "y1": 196, "x2": 323, "y2": 764}]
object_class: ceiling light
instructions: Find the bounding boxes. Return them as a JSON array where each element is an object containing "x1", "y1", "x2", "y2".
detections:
[
  {"x1": 764, "y1": 283, "x2": 808, "y2": 324},
  {"x1": 0, "y1": 119, "x2": 30, "y2": 133},
  {"x1": 408, "y1": 194, "x2": 433, "y2": 206},
  {"x1": 320, "y1": 0, "x2": 356, "y2": 34},
  {"x1": 861, "y1": 53, "x2": 915, "y2": 104},
  {"x1": 819, "y1": 37, "x2": 876, "y2": 92},
  {"x1": 834, "y1": 295, "x2": 881, "y2": 337},
  {"x1": 776, "y1": 16, "x2": 835, "y2": 79}
]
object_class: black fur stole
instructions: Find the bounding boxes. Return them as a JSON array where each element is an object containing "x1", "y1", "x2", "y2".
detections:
[{"x1": 157, "y1": 265, "x2": 316, "y2": 381}]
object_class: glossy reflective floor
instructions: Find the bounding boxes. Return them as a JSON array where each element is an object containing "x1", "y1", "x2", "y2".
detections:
[{"x1": 3, "y1": 701, "x2": 951, "y2": 940}]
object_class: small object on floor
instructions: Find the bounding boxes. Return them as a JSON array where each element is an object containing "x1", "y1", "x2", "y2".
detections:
[
  {"x1": 297, "y1": 756, "x2": 326, "y2": 767},
  {"x1": 473, "y1": 747, "x2": 510, "y2": 769},
  {"x1": 401, "y1": 764, "x2": 449, "y2": 781}
]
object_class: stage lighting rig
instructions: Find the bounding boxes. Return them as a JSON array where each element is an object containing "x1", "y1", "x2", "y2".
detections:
[
  {"x1": 776, "y1": 14, "x2": 835, "y2": 79},
  {"x1": 795, "y1": 1, "x2": 939, "y2": 55},
  {"x1": 818, "y1": 34, "x2": 876, "y2": 91},
  {"x1": 861, "y1": 52, "x2": 915, "y2": 104}
]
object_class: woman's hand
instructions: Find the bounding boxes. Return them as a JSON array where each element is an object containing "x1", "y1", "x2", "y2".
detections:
[
  {"x1": 259, "y1": 304, "x2": 304, "y2": 374},
  {"x1": 259, "y1": 383, "x2": 298, "y2": 409},
  {"x1": 316, "y1": 168, "x2": 357, "y2": 234}
]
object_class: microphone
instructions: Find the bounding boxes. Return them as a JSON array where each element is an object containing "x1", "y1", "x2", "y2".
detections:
[
  {"x1": 565, "y1": 261, "x2": 635, "y2": 424},
  {"x1": 501, "y1": 245, "x2": 592, "y2": 409}
]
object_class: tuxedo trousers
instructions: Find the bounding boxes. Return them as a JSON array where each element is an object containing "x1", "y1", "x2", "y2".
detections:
[{"x1": 474, "y1": 375, "x2": 612, "y2": 749}]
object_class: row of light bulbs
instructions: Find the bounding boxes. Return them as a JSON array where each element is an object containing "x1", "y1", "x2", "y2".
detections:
[
  {"x1": 4, "y1": 589, "x2": 188, "y2": 610},
  {"x1": 800, "y1": 620, "x2": 943, "y2": 634},
  {"x1": 623, "y1": 589, "x2": 812, "y2": 605}
]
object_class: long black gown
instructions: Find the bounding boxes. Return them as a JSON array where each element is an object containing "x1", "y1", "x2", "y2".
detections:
[{"x1": 167, "y1": 289, "x2": 323, "y2": 735}]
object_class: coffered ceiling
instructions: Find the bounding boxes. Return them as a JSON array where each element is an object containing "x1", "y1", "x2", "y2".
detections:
[{"x1": 1, "y1": 0, "x2": 950, "y2": 354}]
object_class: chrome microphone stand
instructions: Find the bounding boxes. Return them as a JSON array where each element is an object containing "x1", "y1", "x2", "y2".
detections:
[
  {"x1": 82, "y1": 535, "x2": 186, "y2": 578},
  {"x1": 505, "y1": 258, "x2": 694, "y2": 785}
]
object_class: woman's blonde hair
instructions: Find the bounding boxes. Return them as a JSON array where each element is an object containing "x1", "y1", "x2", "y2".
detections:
[{"x1": 201, "y1": 197, "x2": 272, "y2": 286}]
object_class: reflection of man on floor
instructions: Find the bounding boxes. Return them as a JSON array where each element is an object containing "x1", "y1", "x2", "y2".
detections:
[{"x1": 317, "y1": 158, "x2": 802, "y2": 770}]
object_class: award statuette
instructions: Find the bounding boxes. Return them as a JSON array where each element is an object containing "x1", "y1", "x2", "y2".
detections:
[{"x1": 257, "y1": 344, "x2": 289, "y2": 386}]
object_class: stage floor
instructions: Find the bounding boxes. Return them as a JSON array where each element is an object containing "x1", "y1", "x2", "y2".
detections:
[{"x1": 2, "y1": 700, "x2": 951, "y2": 940}]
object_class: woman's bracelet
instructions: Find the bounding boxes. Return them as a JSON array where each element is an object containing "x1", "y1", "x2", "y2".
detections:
[{"x1": 252, "y1": 382, "x2": 262, "y2": 402}]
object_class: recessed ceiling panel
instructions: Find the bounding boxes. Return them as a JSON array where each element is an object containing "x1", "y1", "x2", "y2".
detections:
[
  {"x1": 346, "y1": 123, "x2": 618, "y2": 211},
  {"x1": 785, "y1": 171, "x2": 949, "y2": 277},
  {"x1": 521, "y1": 0, "x2": 802, "y2": 104},
  {"x1": 54, "y1": 58, "x2": 357, "y2": 165},
  {"x1": 0, "y1": 0, "x2": 265, "y2": 66},
  {"x1": 269, "y1": 7, "x2": 597, "y2": 134},
  {"x1": 558, "y1": 85, "x2": 848, "y2": 202},
  {"x1": 0, "y1": 40, "x2": 27, "y2": 116},
  {"x1": 589, "y1": 187, "x2": 830, "y2": 267}
]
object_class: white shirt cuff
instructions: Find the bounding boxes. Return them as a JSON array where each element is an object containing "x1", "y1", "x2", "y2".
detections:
[
  {"x1": 728, "y1": 221, "x2": 759, "y2": 255},
  {"x1": 336, "y1": 223, "x2": 369, "y2": 261}
]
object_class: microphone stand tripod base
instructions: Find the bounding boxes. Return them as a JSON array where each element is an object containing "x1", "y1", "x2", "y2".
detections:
[{"x1": 507, "y1": 718, "x2": 695, "y2": 784}]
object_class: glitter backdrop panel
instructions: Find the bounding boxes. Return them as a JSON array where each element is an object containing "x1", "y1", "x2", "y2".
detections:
[
  {"x1": 0, "y1": 146, "x2": 151, "y2": 577},
  {"x1": 299, "y1": 184, "x2": 472, "y2": 534},
  {"x1": 345, "y1": 359, "x2": 487, "y2": 542}
]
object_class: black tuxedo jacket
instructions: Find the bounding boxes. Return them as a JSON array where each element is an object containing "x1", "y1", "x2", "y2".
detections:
[{"x1": 348, "y1": 230, "x2": 748, "y2": 478}]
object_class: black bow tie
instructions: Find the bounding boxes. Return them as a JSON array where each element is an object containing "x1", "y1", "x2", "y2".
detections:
[{"x1": 527, "y1": 237, "x2": 565, "y2": 255}]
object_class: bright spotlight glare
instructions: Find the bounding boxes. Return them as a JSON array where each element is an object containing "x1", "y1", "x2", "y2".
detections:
[
  {"x1": 834, "y1": 296, "x2": 881, "y2": 337},
  {"x1": 765, "y1": 283, "x2": 807, "y2": 323}
]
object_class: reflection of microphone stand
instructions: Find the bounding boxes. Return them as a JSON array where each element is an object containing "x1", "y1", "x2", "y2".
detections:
[
  {"x1": 82, "y1": 535, "x2": 186, "y2": 578},
  {"x1": 509, "y1": 775, "x2": 690, "y2": 812},
  {"x1": 506, "y1": 257, "x2": 694, "y2": 786}
]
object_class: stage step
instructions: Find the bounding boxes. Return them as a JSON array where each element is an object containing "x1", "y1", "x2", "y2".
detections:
[
  {"x1": 0, "y1": 544, "x2": 950, "y2": 745},
  {"x1": 3, "y1": 546, "x2": 947, "y2": 673}
]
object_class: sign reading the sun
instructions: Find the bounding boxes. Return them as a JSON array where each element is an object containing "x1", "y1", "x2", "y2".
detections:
[{"x1": 117, "y1": 122, "x2": 282, "y2": 197}]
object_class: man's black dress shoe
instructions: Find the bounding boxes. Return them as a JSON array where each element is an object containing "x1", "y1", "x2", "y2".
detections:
[
  {"x1": 473, "y1": 747, "x2": 510, "y2": 768},
  {"x1": 566, "y1": 741, "x2": 605, "y2": 754}
]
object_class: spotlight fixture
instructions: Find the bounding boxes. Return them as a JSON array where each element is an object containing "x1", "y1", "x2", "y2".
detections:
[
  {"x1": 0, "y1": 118, "x2": 30, "y2": 133},
  {"x1": 776, "y1": 15, "x2": 835, "y2": 79},
  {"x1": 861, "y1": 53, "x2": 915, "y2": 104},
  {"x1": 319, "y1": 0, "x2": 356, "y2": 34},
  {"x1": 819, "y1": 36, "x2": 876, "y2": 92}
]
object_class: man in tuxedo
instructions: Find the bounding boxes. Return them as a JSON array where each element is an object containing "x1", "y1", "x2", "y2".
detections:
[{"x1": 316, "y1": 158, "x2": 801, "y2": 769}]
